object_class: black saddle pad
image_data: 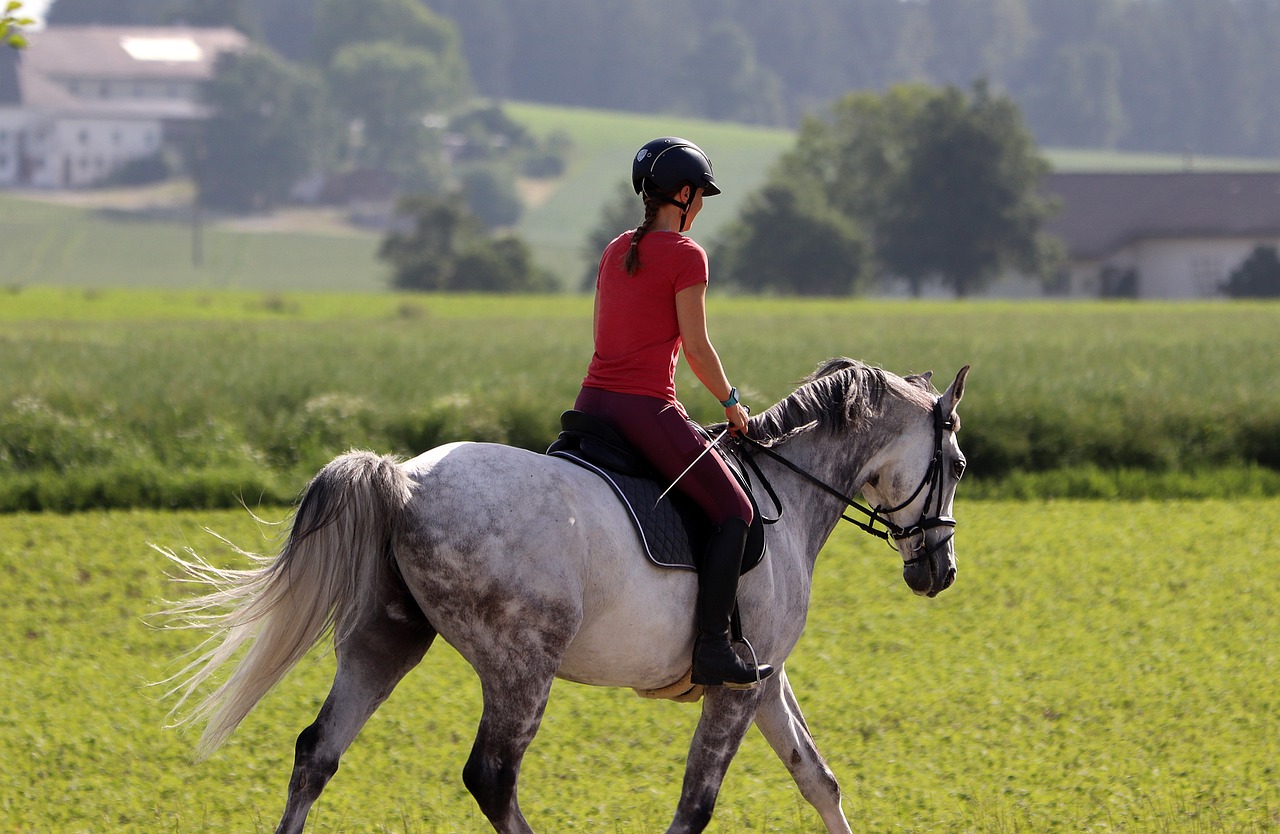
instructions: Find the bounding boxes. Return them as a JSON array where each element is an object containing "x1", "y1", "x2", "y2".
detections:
[{"x1": 547, "y1": 411, "x2": 765, "y2": 573}]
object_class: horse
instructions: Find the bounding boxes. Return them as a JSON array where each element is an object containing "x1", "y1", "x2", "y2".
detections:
[{"x1": 160, "y1": 357, "x2": 969, "y2": 834}]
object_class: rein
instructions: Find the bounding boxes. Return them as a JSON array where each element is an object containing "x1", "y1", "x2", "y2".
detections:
[{"x1": 736, "y1": 400, "x2": 957, "y2": 561}]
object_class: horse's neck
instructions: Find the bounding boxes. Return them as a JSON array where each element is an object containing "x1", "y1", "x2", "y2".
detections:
[{"x1": 770, "y1": 426, "x2": 879, "y2": 558}]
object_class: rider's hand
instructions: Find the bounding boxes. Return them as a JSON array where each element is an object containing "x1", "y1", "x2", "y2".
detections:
[{"x1": 725, "y1": 402, "x2": 749, "y2": 436}]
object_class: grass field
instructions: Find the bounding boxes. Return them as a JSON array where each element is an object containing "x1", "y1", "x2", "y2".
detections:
[
  {"x1": 1, "y1": 500, "x2": 1276, "y2": 832},
  {"x1": 0, "y1": 191, "x2": 387, "y2": 293}
]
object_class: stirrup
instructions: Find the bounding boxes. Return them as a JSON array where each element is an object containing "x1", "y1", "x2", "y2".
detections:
[
  {"x1": 691, "y1": 634, "x2": 774, "y2": 689},
  {"x1": 722, "y1": 635, "x2": 774, "y2": 690}
]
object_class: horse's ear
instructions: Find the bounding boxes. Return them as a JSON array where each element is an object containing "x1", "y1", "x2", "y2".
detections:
[
  {"x1": 905, "y1": 370, "x2": 933, "y2": 391},
  {"x1": 941, "y1": 365, "x2": 970, "y2": 412}
]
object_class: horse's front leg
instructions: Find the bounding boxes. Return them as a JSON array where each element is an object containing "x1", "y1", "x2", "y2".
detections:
[
  {"x1": 665, "y1": 685, "x2": 765, "y2": 834},
  {"x1": 753, "y1": 668, "x2": 852, "y2": 834}
]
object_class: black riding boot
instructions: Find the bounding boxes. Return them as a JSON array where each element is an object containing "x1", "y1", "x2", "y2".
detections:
[{"x1": 690, "y1": 517, "x2": 775, "y2": 689}]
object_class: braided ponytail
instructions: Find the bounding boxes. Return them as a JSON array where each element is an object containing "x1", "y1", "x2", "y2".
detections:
[{"x1": 624, "y1": 194, "x2": 661, "y2": 276}]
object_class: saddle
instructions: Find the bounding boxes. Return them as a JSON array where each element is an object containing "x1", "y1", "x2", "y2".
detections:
[{"x1": 546, "y1": 410, "x2": 767, "y2": 574}]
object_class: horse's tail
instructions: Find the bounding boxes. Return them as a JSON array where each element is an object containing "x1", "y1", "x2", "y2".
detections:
[{"x1": 157, "y1": 450, "x2": 411, "y2": 759}]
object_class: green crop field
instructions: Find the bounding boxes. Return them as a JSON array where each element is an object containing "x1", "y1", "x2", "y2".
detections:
[
  {"x1": 2, "y1": 289, "x2": 1279, "y2": 511},
  {"x1": 1, "y1": 500, "x2": 1276, "y2": 832}
]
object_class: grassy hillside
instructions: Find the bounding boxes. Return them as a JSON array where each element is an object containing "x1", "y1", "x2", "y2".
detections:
[
  {"x1": 506, "y1": 102, "x2": 795, "y2": 280},
  {"x1": 0, "y1": 190, "x2": 386, "y2": 292},
  {"x1": 6, "y1": 100, "x2": 1280, "y2": 293}
]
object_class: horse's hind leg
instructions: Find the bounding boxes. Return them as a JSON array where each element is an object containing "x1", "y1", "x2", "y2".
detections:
[
  {"x1": 462, "y1": 660, "x2": 558, "y2": 834},
  {"x1": 753, "y1": 669, "x2": 852, "y2": 834},
  {"x1": 274, "y1": 598, "x2": 437, "y2": 834}
]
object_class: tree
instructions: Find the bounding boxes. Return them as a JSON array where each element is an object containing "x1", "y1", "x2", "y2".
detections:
[
  {"x1": 165, "y1": 0, "x2": 252, "y2": 33},
  {"x1": 197, "y1": 46, "x2": 330, "y2": 211},
  {"x1": 380, "y1": 194, "x2": 554, "y2": 293},
  {"x1": 312, "y1": 0, "x2": 468, "y2": 94},
  {"x1": 1023, "y1": 41, "x2": 1127, "y2": 150},
  {"x1": 452, "y1": 236, "x2": 555, "y2": 293},
  {"x1": 328, "y1": 40, "x2": 461, "y2": 178},
  {"x1": 876, "y1": 82, "x2": 1061, "y2": 296},
  {"x1": 727, "y1": 81, "x2": 1058, "y2": 296},
  {"x1": 2, "y1": 1, "x2": 33, "y2": 48},
  {"x1": 1221, "y1": 245, "x2": 1280, "y2": 298},
  {"x1": 777, "y1": 85, "x2": 934, "y2": 226},
  {"x1": 45, "y1": 0, "x2": 170, "y2": 24},
  {"x1": 677, "y1": 20, "x2": 785, "y2": 125},
  {"x1": 714, "y1": 182, "x2": 870, "y2": 296},
  {"x1": 459, "y1": 165, "x2": 521, "y2": 229}
]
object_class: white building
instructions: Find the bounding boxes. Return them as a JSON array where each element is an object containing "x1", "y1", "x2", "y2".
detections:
[
  {"x1": 1041, "y1": 171, "x2": 1280, "y2": 299},
  {"x1": 0, "y1": 25, "x2": 245, "y2": 188}
]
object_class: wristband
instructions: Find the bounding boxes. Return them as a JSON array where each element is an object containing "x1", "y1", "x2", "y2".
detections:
[{"x1": 720, "y1": 386, "x2": 739, "y2": 408}]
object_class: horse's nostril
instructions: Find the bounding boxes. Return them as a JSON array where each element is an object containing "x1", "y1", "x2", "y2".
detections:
[{"x1": 943, "y1": 568, "x2": 956, "y2": 590}]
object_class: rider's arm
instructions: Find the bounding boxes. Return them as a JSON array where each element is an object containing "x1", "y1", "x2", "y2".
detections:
[{"x1": 675, "y1": 283, "x2": 748, "y2": 433}]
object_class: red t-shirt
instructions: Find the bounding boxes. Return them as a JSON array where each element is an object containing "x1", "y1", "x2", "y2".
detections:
[{"x1": 583, "y1": 230, "x2": 709, "y2": 402}]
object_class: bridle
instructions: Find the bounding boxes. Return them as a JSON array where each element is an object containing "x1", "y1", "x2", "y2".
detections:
[{"x1": 738, "y1": 399, "x2": 957, "y2": 566}]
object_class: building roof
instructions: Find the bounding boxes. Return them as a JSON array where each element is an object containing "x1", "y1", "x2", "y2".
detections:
[
  {"x1": 1043, "y1": 171, "x2": 1280, "y2": 260},
  {"x1": 23, "y1": 25, "x2": 247, "y2": 82},
  {"x1": 1, "y1": 25, "x2": 246, "y2": 120}
]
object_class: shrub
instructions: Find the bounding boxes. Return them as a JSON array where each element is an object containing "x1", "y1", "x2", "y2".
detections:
[{"x1": 1221, "y1": 245, "x2": 1280, "y2": 298}]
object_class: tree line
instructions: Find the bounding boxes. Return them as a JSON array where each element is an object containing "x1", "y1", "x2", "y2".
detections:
[
  {"x1": 432, "y1": 0, "x2": 1280, "y2": 160},
  {"x1": 48, "y1": 0, "x2": 1280, "y2": 159}
]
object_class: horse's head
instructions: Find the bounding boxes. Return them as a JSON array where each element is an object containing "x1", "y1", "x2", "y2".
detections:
[{"x1": 860, "y1": 365, "x2": 969, "y2": 598}]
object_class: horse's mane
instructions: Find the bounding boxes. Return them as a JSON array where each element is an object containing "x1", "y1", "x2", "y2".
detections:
[{"x1": 747, "y1": 358, "x2": 935, "y2": 446}]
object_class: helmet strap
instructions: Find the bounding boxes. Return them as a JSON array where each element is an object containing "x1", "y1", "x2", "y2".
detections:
[{"x1": 642, "y1": 180, "x2": 696, "y2": 232}]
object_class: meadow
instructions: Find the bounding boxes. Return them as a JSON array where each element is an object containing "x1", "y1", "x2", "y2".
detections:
[
  {"x1": 2, "y1": 289, "x2": 1279, "y2": 511},
  {"x1": 1, "y1": 500, "x2": 1276, "y2": 833}
]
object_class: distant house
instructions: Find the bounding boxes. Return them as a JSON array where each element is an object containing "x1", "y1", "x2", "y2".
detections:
[
  {"x1": 0, "y1": 25, "x2": 246, "y2": 188},
  {"x1": 1041, "y1": 171, "x2": 1280, "y2": 299}
]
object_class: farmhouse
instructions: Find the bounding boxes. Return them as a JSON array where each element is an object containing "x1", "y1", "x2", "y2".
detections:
[
  {"x1": 0, "y1": 25, "x2": 246, "y2": 188},
  {"x1": 1041, "y1": 171, "x2": 1280, "y2": 299}
]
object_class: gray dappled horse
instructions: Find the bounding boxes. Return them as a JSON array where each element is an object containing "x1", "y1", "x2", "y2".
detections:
[{"x1": 162, "y1": 358, "x2": 969, "y2": 834}]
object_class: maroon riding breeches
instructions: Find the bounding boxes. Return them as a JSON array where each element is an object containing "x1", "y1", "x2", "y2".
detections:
[{"x1": 574, "y1": 386, "x2": 753, "y2": 527}]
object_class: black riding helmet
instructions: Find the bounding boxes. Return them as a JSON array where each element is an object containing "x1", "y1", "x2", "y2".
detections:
[{"x1": 632, "y1": 137, "x2": 720, "y2": 231}]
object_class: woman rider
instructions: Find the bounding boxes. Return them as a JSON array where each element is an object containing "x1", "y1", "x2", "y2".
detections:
[{"x1": 574, "y1": 137, "x2": 774, "y2": 689}]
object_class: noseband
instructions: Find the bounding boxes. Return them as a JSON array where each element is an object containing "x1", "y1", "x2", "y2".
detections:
[{"x1": 740, "y1": 400, "x2": 956, "y2": 562}]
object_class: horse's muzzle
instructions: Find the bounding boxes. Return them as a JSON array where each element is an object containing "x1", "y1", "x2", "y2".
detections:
[{"x1": 902, "y1": 534, "x2": 956, "y2": 598}]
